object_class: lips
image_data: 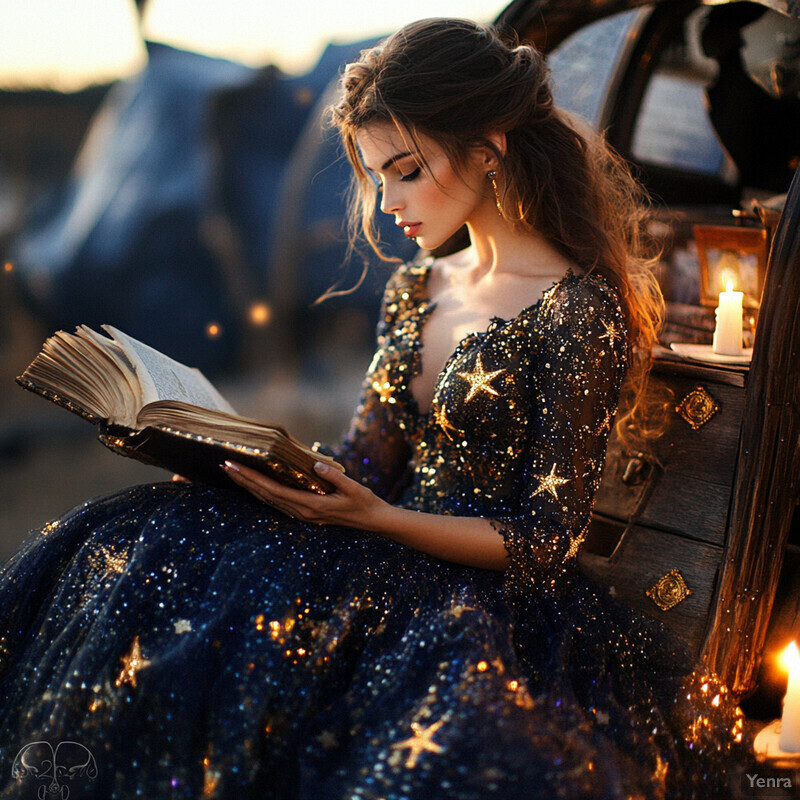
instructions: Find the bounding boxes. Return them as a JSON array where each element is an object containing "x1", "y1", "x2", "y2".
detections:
[{"x1": 398, "y1": 221, "x2": 421, "y2": 238}]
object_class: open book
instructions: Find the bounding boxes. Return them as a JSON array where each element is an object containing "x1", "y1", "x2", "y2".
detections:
[{"x1": 16, "y1": 325, "x2": 343, "y2": 493}]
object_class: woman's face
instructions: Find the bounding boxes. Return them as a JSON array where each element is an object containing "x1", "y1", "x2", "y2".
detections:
[{"x1": 356, "y1": 122, "x2": 489, "y2": 250}]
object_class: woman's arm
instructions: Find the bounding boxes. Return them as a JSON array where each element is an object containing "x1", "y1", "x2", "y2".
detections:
[
  {"x1": 494, "y1": 277, "x2": 629, "y2": 597},
  {"x1": 373, "y1": 506, "x2": 509, "y2": 570},
  {"x1": 221, "y1": 459, "x2": 509, "y2": 571}
]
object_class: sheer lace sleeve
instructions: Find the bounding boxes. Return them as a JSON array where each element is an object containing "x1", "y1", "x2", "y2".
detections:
[
  {"x1": 326, "y1": 268, "x2": 415, "y2": 502},
  {"x1": 493, "y1": 276, "x2": 628, "y2": 597}
]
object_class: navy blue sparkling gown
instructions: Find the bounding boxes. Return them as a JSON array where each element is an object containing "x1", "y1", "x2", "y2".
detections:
[{"x1": 0, "y1": 260, "x2": 743, "y2": 799}]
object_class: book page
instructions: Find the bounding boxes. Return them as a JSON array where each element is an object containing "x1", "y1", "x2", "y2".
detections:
[
  {"x1": 104, "y1": 326, "x2": 235, "y2": 415},
  {"x1": 18, "y1": 326, "x2": 142, "y2": 427}
]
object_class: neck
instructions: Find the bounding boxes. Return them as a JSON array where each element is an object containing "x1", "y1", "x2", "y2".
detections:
[{"x1": 465, "y1": 208, "x2": 573, "y2": 279}]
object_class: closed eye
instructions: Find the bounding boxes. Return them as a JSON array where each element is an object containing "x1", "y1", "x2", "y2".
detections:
[{"x1": 400, "y1": 167, "x2": 421, "y2": 182}]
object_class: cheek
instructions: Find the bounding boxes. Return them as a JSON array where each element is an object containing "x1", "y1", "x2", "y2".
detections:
[
  {"x1": 429, "y1": 184, "x2": 480, "y2": 221},
  {"x1": 423, "y1": 175, "x2": 470, "y2": 212},
  {"x1": 422, "y1": 184, "x2": 450, "y2": 210}
]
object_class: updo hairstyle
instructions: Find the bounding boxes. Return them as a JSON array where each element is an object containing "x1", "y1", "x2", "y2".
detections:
[{"x1": 331, "y1": 18, "x2": 663, "y2": 438}]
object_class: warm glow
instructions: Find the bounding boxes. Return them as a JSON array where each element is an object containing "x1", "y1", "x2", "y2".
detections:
[
  {"x1": 0, "y1": 0, "x2": 146, "y2": 90},
  {"x1": 248, "y1": 302, "x2": 272, "y2": 327},
  {"x1": 3, "y1": 262, "x2": 12, "y2": 273},
  {"x1": 142, "y1": 0, "x2": 502, "y2": 73},
  {"x1": 719, "y1": 268, "x2": 736, "y2": 290},
  {"x1": 0, "y1": 0, "x2": 501, "y2": 90},
  {"x1": 205, "y1": 322, "x2": 222, "y2": 339},
  {"x1": 780, "y1": 641, "x2": 800, "y2": 673}
]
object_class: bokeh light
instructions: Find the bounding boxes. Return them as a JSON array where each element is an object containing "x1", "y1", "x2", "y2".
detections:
[{"x1": 248, "y1": 302, "x2": 272, "y2": 327}]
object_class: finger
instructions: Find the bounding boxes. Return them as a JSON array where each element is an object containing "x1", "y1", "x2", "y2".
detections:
[
  {"x1": 227, "y1": 461, "x2": 326, "y2": 504},
  {"x1": 222, "y1": 463, "x2": 320, "y2": 519},
  {"x1": 313, "y1": 461, "x2": 358, "y2": 493},
  {"x1": 222, "y1": 462, "x2": 276, "y2": 500},
  {"x1": 221, "y1": 461, "x2": 291, "y2": 499},
  {"x1": 223, "y1": 470, "x2": 295, "y2": 517}
]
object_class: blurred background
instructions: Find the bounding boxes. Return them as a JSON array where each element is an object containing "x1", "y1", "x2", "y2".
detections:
[{"x1": 0, "y1": 0, "x2": 502, "y2": 558}]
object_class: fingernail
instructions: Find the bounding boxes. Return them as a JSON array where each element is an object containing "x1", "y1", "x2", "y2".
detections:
[
  {"x1": 314, "y1": 461, "x2": 328, "y2": 474},
  {"x1": 222, "y1": 460, "x2": 240, "y2": 472}
]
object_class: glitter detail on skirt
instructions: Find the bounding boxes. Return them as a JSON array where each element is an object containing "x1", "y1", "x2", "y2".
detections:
[{"x1": 0, "y1": 261, "x2": 744, "y2": 798}]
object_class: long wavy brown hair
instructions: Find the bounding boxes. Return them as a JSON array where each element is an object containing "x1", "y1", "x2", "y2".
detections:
[{"x1": 330, "y1": 18, "x2": 664, "y2": 439}]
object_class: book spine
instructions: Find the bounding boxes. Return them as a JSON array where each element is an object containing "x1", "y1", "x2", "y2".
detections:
[{"x1": 98, "y1": 428, "x2": 162, "y2": 468}]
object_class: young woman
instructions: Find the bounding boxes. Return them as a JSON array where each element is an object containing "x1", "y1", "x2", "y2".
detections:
[{"x1": 0, "y1": 18, "x2": 742, "y2": 800}]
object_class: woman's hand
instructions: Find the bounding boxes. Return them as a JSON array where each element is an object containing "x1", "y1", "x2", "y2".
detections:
[
  {"x1": 222, "y1": 460, "x2": 508, "y2": 569},
  {"x1": 221, "y1": 460, "x2": 391, "y2": 531}
]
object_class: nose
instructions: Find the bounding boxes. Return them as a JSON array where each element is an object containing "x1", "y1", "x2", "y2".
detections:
[{"x1": 379, "y1": 182, "x2": 402, "y2": 216}]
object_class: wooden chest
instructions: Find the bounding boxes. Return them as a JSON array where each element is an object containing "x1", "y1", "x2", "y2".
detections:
[{"x1": 579, "y1": 352, "x2": 748, "y2": 656}]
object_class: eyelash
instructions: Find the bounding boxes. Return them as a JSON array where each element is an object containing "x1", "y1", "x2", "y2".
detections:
[{"x1": 375, "y1": 167, "x2": 421, "y2": 192}]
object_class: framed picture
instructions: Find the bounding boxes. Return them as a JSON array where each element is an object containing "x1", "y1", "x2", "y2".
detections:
[{"x1": 693, "y1": 225, "x2": 768, "y2": 309}]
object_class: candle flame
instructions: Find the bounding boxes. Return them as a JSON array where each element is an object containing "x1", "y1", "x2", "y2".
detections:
[
  {"x1": 720, "y1": 261, "x2": 740, "y2": 290},
  {"x1": 780, "y1": 641, "x2": 800, "y2": 672},
  {"x1": 725, "y1": 279, "x2": 734, "y2": 293}
]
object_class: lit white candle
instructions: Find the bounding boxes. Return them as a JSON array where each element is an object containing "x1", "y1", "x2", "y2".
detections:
[
  {"x1": 712, "y1": 280, "x2": 743, "y2": 356},
  {"x1": 779, "y1": 641, "x2": 800, "y2": 752}
]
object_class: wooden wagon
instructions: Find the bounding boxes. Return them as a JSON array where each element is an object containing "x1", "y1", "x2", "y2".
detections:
[{"x1": 497, "y1": 0, "x2": 800, "y2": 705}]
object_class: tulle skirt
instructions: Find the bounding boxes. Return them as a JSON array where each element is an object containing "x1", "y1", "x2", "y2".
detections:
[{"x1": 0, "y1": 483, "x2": 742, "y2": 799}]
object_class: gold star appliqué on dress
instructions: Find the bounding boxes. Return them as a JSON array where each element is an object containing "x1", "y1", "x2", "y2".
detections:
[
  {"x1": 115, "y1": 635, "x2": 151, "y2": 688},
  {"x1": 448, "y1": 601, "x2": 477, "y2": 619},
  {"x1": 371, "y1": 373, "x2": 396, "y2": 404},
  {"x1": 599, "y1": 318, "x2": 622, "y2": 348},
  {"x1": 457, "y1": 354, "x2": 504, "y2": 403},
  {"x1": 87, "y1": 544, "x2": 129, "y2": 580},
  {"x1": 434, "y1": 403, "x2": 461, "y2": 440},
  {"x1": 531, "y1": 463, "x2": 570, "y2": 501},
  {"x1": 390, "y1": 718, "x2": 446, "y2": 768},
  {"x1": 565, "y1": 529, "x2": 587, "y2": 560}
]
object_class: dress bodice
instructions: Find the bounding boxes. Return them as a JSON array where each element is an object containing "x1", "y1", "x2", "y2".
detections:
[{"x1": 336, "y1": 258, "x2": 628, "y2": 590}]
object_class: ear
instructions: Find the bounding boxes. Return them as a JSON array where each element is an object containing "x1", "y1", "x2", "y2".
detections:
[{"x1": 480, "y1": 130, "x2": 507, "y2": 167}]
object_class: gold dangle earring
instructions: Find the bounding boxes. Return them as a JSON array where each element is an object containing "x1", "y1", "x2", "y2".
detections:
[{"x1": 487, "y1": 170, "x2": 503, "y2": 216}]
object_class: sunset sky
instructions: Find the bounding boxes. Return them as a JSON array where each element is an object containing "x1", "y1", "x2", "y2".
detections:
[{"x1": 0, "y1": 0, "x2": 504, "y2": 91}]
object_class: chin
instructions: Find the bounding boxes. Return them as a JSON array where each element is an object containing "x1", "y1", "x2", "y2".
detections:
[
  {"x1": 422, "y1": 226, "x2": 471, "y2": 257},
  {"x1": 415, "y1": 232, "x2": 450, "y2": 252}
]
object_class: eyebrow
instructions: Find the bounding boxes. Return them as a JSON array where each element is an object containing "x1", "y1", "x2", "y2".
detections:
[
  {"x1": 364, "y1": 151, "x2": 414, "y2": 172},
  {"x1": 379, "y1": 151, "x2": 415, "y2": 171}
]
